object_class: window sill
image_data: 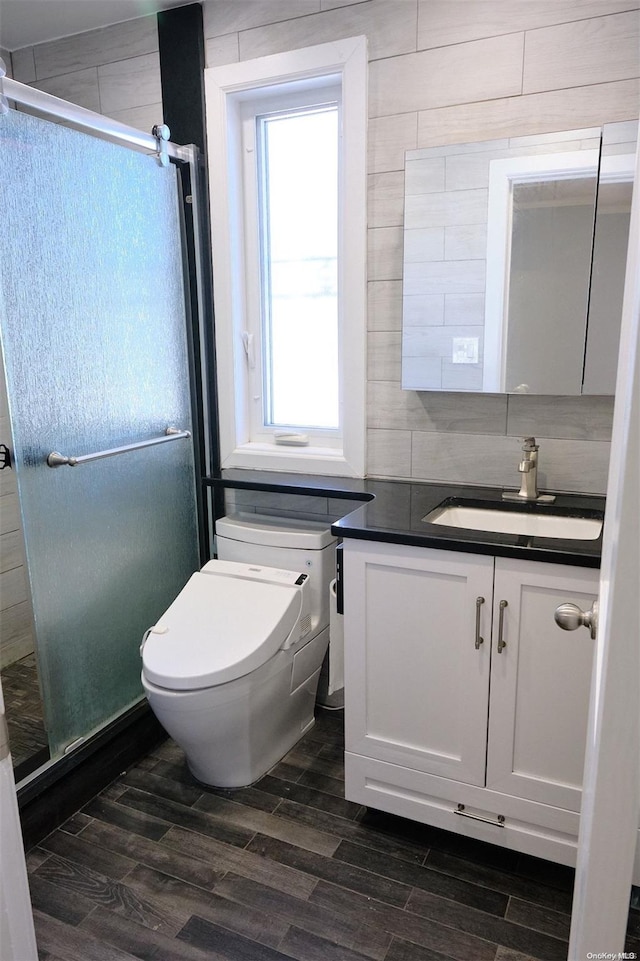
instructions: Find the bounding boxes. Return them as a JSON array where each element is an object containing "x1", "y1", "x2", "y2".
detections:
[{"x1": 222, "y1": 442, "x2": 362, "y2": 477}]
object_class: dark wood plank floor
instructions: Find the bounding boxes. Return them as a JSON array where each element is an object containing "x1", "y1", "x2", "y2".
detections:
[
  {"x1": 2, "y1": 653, "x2": 48, "y2": 768},
  {"x1": 27, "y1": 708, "x2": 640, "y2": 961}
]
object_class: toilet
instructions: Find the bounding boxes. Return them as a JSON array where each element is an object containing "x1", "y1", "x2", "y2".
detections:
[{"x1": 140, "y1": 513, "x2": 336, "y2": 787}]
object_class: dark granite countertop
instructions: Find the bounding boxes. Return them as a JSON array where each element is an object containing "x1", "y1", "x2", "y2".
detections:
[
  {"x1": 331, "y1": 480, "x2": 604, "y2": 568},
  {"x1": 206, "y1": 471, "x2": 605, "y2": 569}
]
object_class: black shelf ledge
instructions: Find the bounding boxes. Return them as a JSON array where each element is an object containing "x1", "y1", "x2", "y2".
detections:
[
  {"x1": 203, "y1": 470, "x2": 374, "y2": 501},
  {"x1": 203, "y1": 470, "x2": 605, "y2": 568}
]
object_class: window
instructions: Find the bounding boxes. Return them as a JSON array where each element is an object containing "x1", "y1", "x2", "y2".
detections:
[
  {"x1": 205, "y1": 38, "x2": 367, "y2": 476},
  {"x1": 255, "y1": 100, "x2": 339, "y2": 433}
]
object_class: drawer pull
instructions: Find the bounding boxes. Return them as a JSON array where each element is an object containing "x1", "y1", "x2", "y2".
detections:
[
  {"x1": 455, "y1": 803, "x2": 505, "y2": 827},
  {"x1": 474, "y1": 596, "x2": 485, "y2": 649},
  {"x1": 497, "y1": 599, "x2": 508, "y2": 653}
]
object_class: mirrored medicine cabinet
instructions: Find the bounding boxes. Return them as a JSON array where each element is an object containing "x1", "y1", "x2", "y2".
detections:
[{"x1": 401, "y1": 120, "x2": 638, "y2": 395}]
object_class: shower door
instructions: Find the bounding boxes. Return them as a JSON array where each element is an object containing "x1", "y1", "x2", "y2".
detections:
[{"x1": 0, "y1": 107, "x2": 200, "y2": 759}]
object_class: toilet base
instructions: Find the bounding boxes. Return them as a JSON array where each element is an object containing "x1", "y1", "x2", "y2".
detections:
[
  {"x1": 188, "y1": 713, "x2": 317, "y2": 789},
  {"x1": 142, "y1": 627, "x2": 329, "y2": 788}
]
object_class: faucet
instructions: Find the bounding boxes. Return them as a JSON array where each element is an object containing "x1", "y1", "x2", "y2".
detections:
[
  {"x1": 503, "y1": 437, "x2": 556, "y2": 503},
  {"x1": 517, "y1": 437, "x2": 539, "y2": 500}
]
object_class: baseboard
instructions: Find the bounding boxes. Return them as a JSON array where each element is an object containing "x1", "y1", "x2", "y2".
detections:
[{"x1": 18, "y1": 701, "x2": 165, "y2": 850}]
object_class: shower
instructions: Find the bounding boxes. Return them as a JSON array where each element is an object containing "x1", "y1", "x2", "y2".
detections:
[{"x1": 0, "y1": 74, "x2": 206, "y2": 785}]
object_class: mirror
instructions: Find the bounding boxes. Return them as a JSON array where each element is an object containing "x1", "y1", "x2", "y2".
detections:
[{"x1": 401, "y1": 121, "x2": 637, "y2": 394}]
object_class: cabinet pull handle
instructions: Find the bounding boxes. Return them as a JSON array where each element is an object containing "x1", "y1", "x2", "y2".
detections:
[
  {"x1": 475, "y1": 596, "x2": 484, "y2": 649},
  {"x1": 455, "y1": 803, "x2": 505, "y2": 827},
  {"x1": 497, "y1": 599, "x2": 508, "y2": 653}
]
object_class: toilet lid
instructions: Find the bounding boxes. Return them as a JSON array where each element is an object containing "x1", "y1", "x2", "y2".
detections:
[{"x1": 142, "y1": 569, "x2": 302, "y2": 690}]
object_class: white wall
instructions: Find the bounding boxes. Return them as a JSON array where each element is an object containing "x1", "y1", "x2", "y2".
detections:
[{"x1": 6, "y1": 0, "x2": 640, "y2": 494}]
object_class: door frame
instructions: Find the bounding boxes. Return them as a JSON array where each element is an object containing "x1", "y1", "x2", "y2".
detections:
[
  {"x1": 0, "y1": 678, "x2": 38, "y2": 960},
  {"x1": 569, "y1": 136, "x2": 640, "y2": 951}
]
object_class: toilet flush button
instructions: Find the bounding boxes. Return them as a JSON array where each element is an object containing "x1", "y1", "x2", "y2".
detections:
[{"x1": 151, "y1": 626, "x2": 169, "y2": 634}]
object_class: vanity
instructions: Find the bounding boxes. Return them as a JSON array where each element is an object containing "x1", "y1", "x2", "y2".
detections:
[
  {"x1": 331, "y1": 479, "x2": 606, "y2": 872},
  {"x1": 212, "y1": 461, "x2": 623, "y2": 874}
]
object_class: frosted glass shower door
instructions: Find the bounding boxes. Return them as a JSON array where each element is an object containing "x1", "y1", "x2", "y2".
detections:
[{"x1": 0, "y1": 108, "x2": 200, "y2": 757}]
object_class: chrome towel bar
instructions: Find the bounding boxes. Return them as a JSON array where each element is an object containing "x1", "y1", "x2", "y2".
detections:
[{"x1": 46, "y1": 427, "x2": 191, "y2": 468}]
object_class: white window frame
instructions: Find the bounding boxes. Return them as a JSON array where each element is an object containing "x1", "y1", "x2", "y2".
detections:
[{"x1": 204, "y1": 37, "x2": 367, "y2": 477}]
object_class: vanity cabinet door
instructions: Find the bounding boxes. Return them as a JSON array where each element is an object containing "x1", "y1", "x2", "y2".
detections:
[
  {"x1": 485, "y1": 558, "x2": 599, "y2": 811},
  {"x1": 343, "y1": 540, "x2": 494, "y2": 786}
]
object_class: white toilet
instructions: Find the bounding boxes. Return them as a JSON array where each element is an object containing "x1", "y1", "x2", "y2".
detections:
[{"x1": 141, "y1": 514, "x2": 336, "y2": 787}]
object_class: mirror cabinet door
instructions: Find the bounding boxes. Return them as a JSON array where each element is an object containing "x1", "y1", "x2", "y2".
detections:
[{"x1": 401, "y1": 120, "x2": 638, "y2": 396}]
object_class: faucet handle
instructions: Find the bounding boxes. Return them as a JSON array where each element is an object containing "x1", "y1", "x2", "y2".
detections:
[{"x1": 522, "y1": 436, "x2": 539, "y2": 451}]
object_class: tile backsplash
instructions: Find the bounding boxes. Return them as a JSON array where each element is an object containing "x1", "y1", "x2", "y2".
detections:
[{"x1": 5, "y1": 0, "x2": 639, "y2": 495}]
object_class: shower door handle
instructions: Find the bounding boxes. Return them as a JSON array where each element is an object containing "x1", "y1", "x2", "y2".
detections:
[{"x1": 46, "y1": 427, "x2": 191, "y2": 467}]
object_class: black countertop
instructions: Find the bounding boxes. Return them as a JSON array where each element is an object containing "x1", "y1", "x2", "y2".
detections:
[
  {"x1": 331, "y1": 480, "x2": 604, "y2": 568},
  {"x1": 207, "y1": 471, "x2": 605, "y2": 568}
]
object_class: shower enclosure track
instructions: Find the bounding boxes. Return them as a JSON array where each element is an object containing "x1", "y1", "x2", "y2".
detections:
[{"x1": 0, "y1": 75, "x2": 191, "y2": 164}]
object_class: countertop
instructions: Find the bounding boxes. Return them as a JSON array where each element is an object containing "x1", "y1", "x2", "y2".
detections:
[
  {"x1": 207, "y1": 471, "x2": 605, "y2": 568},
  {"x1": 331, "y1": 480, "x2": 604, "y2": 568}
]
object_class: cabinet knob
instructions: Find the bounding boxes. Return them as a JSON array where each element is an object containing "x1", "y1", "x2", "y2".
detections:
[{"x1": 554, "y1": 600, "x2": 598, "y2": 640}]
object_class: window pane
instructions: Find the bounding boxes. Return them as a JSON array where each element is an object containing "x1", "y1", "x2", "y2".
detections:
[{"x1": 260, "y1": 107, "x2": 339, "y2": 429}]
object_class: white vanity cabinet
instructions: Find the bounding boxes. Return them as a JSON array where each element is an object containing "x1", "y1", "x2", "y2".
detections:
[{"x1": 343, "y1": 538, "x2": 599, "y2": 866}]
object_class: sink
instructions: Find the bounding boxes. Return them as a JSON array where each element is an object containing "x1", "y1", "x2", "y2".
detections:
[{"x1": 423, "y1": 504, "x2": 603, "y2": 540}]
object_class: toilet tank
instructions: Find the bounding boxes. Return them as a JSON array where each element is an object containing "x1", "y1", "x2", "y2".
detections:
[{"x1": 215, "y1": 513, "x2": 336, "y2": 637}]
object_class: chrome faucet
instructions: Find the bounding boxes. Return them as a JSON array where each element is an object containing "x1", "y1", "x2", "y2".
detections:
[
  {"x1": 517, "y1": 437, "x2": 539, "y2": 500},
  {"x1": 503, "y1": 437, "x2": 556, "y2": 503}
]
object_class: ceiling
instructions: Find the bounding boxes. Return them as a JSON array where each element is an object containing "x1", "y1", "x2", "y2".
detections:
[{"x1": 0, "y1": 0, "x2": 197, "y2": 51}]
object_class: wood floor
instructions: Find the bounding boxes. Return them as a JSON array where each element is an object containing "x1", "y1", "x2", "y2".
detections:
[
  {"x1": 27, "y1": 708, "x2": 640, "y2": 961},
  {"x1": 2, "y1": 653, "x2": 48, "y2": 769}
]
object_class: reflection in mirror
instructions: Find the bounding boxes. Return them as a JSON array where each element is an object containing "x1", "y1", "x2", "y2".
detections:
[
  {"x1": 485, "y1": 155, "x2": 599, "y2": 393},
  {"x1": 401, "y1": 122, "x2": 637, "y2": 395}
]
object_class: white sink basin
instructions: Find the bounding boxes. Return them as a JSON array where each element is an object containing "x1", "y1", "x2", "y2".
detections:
[{"x1": 424, "y1": 505, "x2": 603, "y2": 540}]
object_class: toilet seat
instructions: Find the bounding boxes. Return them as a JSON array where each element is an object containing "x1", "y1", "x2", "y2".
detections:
[{"x1": 141, "y1": 562, "x2": 304, "y2": 691}]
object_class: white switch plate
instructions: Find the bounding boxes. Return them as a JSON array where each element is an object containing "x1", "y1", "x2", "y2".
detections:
[{"x1": 452, "y1": 337, "x2": 479, "y2": 364}]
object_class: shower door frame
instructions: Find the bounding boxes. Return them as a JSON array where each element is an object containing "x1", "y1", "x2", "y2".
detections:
[{"x1": 0, "y1": 75, "x2": 213, "y2": 791}]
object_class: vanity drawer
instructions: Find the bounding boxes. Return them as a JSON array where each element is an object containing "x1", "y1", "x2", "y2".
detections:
[{"x1": 345, "y1": 751, "x2": 580, "y2": 868}]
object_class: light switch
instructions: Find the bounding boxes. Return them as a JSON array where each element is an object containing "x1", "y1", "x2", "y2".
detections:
[{"x1": 452, "y1": 337, "x2": 479, "y2": 364}]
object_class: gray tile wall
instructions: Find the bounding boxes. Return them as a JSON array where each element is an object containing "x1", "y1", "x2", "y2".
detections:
[
  {"x1": 201, "y1": 0, "x2": 639, "y2": 495},
  {"x1": 8, "y1": 17, "x2": 163, "y2": 134},
  {"x1": 6, "y1": 1, "x2": 639, "y2": 497}
]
